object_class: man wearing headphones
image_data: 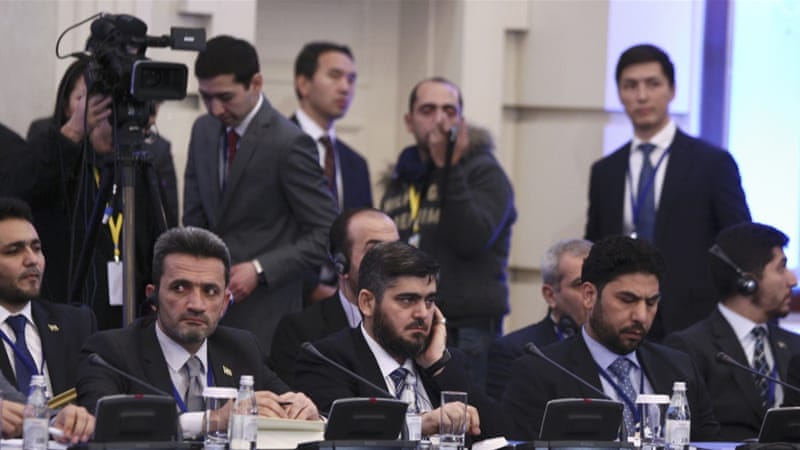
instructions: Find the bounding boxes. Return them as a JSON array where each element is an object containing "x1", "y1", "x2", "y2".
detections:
[
  {"x1": 665, "y1": 222, "x2": 800, "y2": 441},
  {"x1": 270, "y1": 208, "x2": 399, "y2": 387}
]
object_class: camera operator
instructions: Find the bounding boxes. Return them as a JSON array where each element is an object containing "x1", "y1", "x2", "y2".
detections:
[{"x1": 24, "y1": 56, "x2": 168, "y2": 329}]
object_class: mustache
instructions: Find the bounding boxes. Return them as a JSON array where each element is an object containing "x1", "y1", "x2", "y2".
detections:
[
  {"x1": 620, "y1": 322, "x2": 646, "y2": 335},
  {"x1": 404, "y1": 318, "x2": 428, "y2": 331},
  {"x1": 180, "y1": 312, "x2": 209, "y2": 324},
  {"x1": 19, "y1": 268, "x2": 42, "y2": 279}
]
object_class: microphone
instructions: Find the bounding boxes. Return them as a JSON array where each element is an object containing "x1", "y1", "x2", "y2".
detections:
[
  {"x1": 88, "y1": 353, "x2": 172, "y2": 397},
  {"x1": 301, "y1": 342, "x2": 409, "y2": 440},
  {"x1": 715, "y1": 352, "x2": 800, "y2": 395},
  {"x1": 523, "y1": 342, "x2": 610, "y2": 399},
  {"x1": 523, "y1": 342, "x2": 628, "y2": 440},
  {"x1": 300, "y1": 342, "x2": 393, "y2": 398}
]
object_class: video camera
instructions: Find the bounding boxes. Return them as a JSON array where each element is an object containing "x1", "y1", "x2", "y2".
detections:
[{"x1": 84, "y1": 13, "x2": 205, "y2": 132}]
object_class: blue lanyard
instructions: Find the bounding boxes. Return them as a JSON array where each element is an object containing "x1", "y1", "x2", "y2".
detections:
[
  {"x1": 626, "y1": 146, "x2": 671, "y2": 235},
  {"x1": 171, "y1": 366, "x2": 215, "y2": 413},
  {"x1": 0, "y1": 329, "x2": 45, "y2": 377},
  {"x1": 597, "y1": 362, "x2": 645, "y2": 424},
  {"x1": 766, "y1": 363, "x2": 777, "y2": 408}
]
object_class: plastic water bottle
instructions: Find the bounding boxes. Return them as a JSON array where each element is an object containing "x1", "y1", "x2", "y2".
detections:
[
  {"x1": 665, "y1": 381, "x2": 691, "y2": 450},
  {"x1": 229, "y1": 375, "x2": 258, "y2": 450},
  {"x1": 23, "y1": 375, "x2": 49, "y2": 450}
]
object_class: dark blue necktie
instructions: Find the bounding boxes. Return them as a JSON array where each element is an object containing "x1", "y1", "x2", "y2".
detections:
[
  {"x1": 636, "y1": 143, "x2": 657, "y2": 241},
  {"x1": 609, "y1": 357, "x2": 637, "y2": 438},
  {"x1": 751, "y1": 327, "x2": 771, "y2": 408},
  {"x1": 7, "y1": 315, "x2": 34, "y2": 393}
]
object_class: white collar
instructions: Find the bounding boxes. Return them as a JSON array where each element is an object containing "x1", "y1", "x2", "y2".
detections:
[
  {"x1": 231, "y1": 94, "x2": 264, "y2": 138},
  {"x1": 718, "y1": 303, "x2": 766, "y2": 342},
  {"x1": 155, "y1": 320, "x2": 209, "y2": 374},
  {"x1": 360, "y1": 323, "x2": 414, "y2": 380},
  {"x1": 631, "y1": 119, "x2": 676, "y2": 155},
  {"x1": 581, "y1": 326, "x2": 641, "y2": 371},
  {"x1": 295, "y1": 108, "x2": 336, "y2": 142},
  {"x1": 0, "y1": 302, "x2": 34, "y2": 326}
]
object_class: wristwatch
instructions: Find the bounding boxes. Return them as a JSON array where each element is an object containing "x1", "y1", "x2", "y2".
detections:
[
  {"x1": 252, "y1": 259, "x2": 265, "y2": 283},
  {"x1": 424, "y1": 348, "x2": 451, "y2": 377}
]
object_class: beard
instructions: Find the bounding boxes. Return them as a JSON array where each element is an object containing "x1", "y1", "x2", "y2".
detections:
[
  {"x1": 0, "y1": 280, "x2": 37, "y2": 307},
  {"x1": 373, "y1": 305, "x2": 431, "y2": 360},
  {"x1": 589, "y1": 298, "x2": 647, "y2": 355}
]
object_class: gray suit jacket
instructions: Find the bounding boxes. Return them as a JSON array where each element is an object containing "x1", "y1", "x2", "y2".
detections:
[{"x1": 183, "y1": 96, "x2": 338, "y2": 353}]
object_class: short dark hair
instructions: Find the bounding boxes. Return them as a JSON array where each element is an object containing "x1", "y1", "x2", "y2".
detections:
[
  {"x1": 581, "y1": 236, "x2": 665, "y2": 296},
  {"x1": 711, "y1": 222, "x2": 789, "y2": 299},
  {"x1": 151, "y1": 227, "x2": 231, "y2": 287},
  {"x1": 54, "y1": 56, "x2": 90, "y2": 125},
  {"x1": 195, "y1": 35, "x2": 260, "y2": 87},
  {"x1": 358, "y1": 241, "x2": 439, "y2": 302},
  {"x1": 408, "y1": 77, "x2": 463, "y2": 113},
  {"x1": 615, "y1": 44, "x2": 675, "y2": 87},
  {"x1": 0, "y1": 197, "x2": 34, "y2": 223},
  {"x1": 294, "y1": 41, "x2": 353, "y2": 100},
  {"x1": 329, "y1": 207, "x2": 385, "y2": 258}
]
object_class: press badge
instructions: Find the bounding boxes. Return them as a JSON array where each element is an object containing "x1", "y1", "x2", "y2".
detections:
[{"x1": 107, "y1": 261, "x2": 123, "y2": 306}]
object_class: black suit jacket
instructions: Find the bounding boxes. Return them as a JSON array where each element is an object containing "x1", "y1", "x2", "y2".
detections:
[
  {"x1": 76, "y1": 318, "x2": 290, "y2": 412},
  {"x1": 293, "y1": 327, "x2": 506, "y2": 439},
  {"x1": 486, "y1": 315, "x2": 559, "y2": 399},
  {"x1": 502, "y1": 332, "x2": 719, "y2": 441},
  {"x1": 289, "y1": 114, "x2": 372, "y2": 209},
  {"x1": 0, "y1": 300, "x2": 97, "y2": 397},
  {"x1": 585, "y1": 129, "x2": 750, "y2": 338},
  {"x1": 664, "y1": 308, "x2": 800, "y2": 441},
  {"x1": 786, "y1": 354, "x2": 800, "y2": 406},
  {"x1": 270, "y1": 292, "x2": 349, "y2": 387}
]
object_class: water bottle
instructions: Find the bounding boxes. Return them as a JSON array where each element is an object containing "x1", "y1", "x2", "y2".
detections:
[
  {"x1": 665, "y1": 381, "x2": 691, "y2": 450},
  {"x1": 229, "y1": 375, "x2": 258, "y2": 450},
  {"x1": 23, "y1": 375, "x2": 49, "y2": 450}
]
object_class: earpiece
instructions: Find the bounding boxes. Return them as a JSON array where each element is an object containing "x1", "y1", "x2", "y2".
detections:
[
  {"x1": 332, "y1": 252, "x2": 350, "y2": 276},
  {"x1": 709, "y1": 244, "x2": 758, "y2": 295}
]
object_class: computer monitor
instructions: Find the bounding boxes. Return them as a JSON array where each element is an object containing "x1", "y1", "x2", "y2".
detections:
[
  {"x1": 539, "y1": 398, "x2": 624, "y2": 441},
  {"x1": 324, "y1": 398, "x2": 408, "y2": 440},
  {"x1": 758, "y1": 406, "x2": 800, "y2": 443}
]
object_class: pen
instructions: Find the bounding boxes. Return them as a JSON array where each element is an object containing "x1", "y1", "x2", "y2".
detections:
[{"x1": 49, "y1": 427, "x2": 64, "y2": 438}]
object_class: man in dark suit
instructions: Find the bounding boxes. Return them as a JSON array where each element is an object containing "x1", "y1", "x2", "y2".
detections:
[
  {"x1": 183, "y1": 36, "x2": 338, "y2": 354},
  {"x1": 0, "y1": 197, "x2": 96, "y2": 443},
  {"x1": 294, "y1": 241, "x2": 505, "y2": 440},
  {"x1": 76, "y1": 227, "x2": 318, "y2": 438},
  {"x1": 292, "y1": 41, "x2": 372, "y2": 210},
  {"x1": 585, "y1": 44, "x2": 750, "y2": 340},
  {"x1": 503, "y1": 236, "x2": 719, "y2": 442},
  {"x1": 291, "y1": 42, "x2": 373, "y2": 303},
  {"x1": 270, "y1": 208, "x2": 399, "y2": 386},
  {"x1": 486, "y1": 238, "x2": 591, "y2": 399},
  {"x1": 664, "y1": 222, "x2": 800, "y2": 441}
]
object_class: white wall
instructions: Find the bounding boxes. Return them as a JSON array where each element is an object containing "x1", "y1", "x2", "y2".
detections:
[{"x1": 0, "y1": 0, "x2": 711, "y2": 334}]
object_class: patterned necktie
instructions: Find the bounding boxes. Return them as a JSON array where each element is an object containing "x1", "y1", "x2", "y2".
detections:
[
  {"x1": 6, "y1": 315, "x2": 34, "y2": 393},
  {"x1": 390, "y1": 366, "x2": 419, "y2": 411},
  {"x1": 636, "y1": 143, "x2": 657, "y2": 241},
  {"x1": 608, "y1": 357, "x2": 637, "y2": 438},
  {"x1": 751, "y1": 326, "x2": 771, "y2": 408},
  {"x1": 318, "y1": 135, "x2": 339, "y2": 208},
  {"x1": 184, "y1": 356, "x2": 206, "y2": 412}
]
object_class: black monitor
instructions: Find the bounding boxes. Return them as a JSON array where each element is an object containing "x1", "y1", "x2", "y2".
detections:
[
  {"x1": 758, "y1": 406, "x2": 800, "y2": 443},
  {"x1": 539, "y1": 398, "x2": 624, "y2": 441},
  {"x1": 93, "y1": 394, "x2": 180, "y2": 442},
  {"x1": 324, "y1": 397, "x2": 408, "y2": 440}
]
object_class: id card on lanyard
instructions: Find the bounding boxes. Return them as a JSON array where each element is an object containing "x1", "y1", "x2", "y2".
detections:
[{"x1": 95, "y1": 167, "x2": 124, "y2": 306}]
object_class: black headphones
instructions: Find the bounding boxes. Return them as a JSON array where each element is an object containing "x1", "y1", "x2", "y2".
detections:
[
  {"x1": 332, "y1": 251, "x2": 350, "y2": 276},
  {"x1": 708, "y1": 244, "x2": 758, "y2": 295}
]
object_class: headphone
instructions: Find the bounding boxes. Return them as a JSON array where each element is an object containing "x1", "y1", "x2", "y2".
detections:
[
  {"x1": 332, "y1": 251, "x2": 350, "y2": 276},
  {"x1": 708, "y1": 244, "x2": 758, "y2": 295}
]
